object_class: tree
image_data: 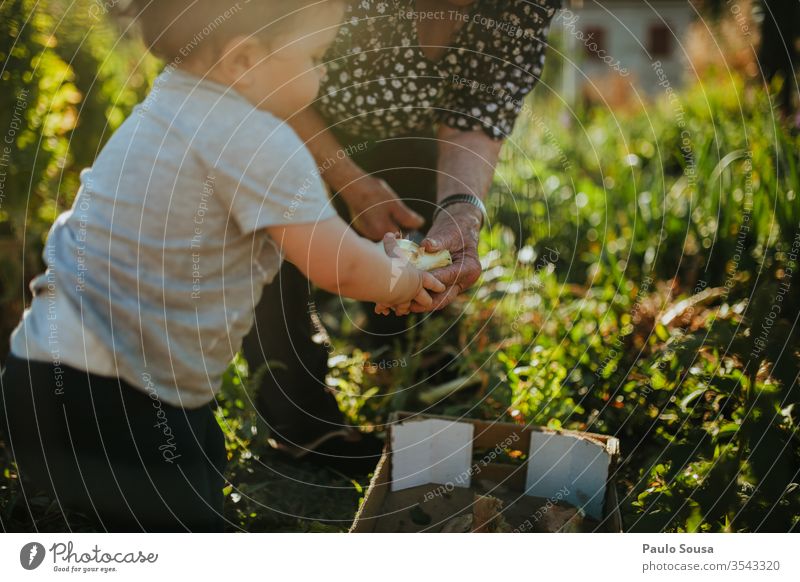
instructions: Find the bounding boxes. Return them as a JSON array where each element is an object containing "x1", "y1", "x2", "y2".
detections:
[{"x1": 756, "y1": 0, "x2": 800, "y2": 118}]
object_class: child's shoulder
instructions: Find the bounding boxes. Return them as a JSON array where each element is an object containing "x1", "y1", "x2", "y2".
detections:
[
  {"x1": 139, "y1": 68, "x2": 308, "y2": 162},
  {"x1": 204, "y1": 105, "x2": 313, "y2": 176}
]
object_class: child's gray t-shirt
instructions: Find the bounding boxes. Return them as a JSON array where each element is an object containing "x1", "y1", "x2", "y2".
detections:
[{"x1": 10, "y1": 68, "x2": 336, "y2": 408}]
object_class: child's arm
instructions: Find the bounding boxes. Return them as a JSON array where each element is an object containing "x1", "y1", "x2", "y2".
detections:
[{"x1": 266, "y1": 217, "x2": 445, "y2": 305}]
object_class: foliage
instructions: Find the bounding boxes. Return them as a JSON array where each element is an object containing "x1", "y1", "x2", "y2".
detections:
[{"x1": 0, "y1": 0, "x2": 156, "y2": 356}]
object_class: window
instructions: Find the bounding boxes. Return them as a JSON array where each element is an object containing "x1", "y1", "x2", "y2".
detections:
[
  {"x1": 584, "y1": 26, "x2": 607, "y2": 59},
  {"x1": 648, "y1": 23, "x2": 673, "y2": 57}
]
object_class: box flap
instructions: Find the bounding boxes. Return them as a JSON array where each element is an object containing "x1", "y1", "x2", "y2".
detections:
[
  {"x1": 525, "y1": 432, "x2": 611, "y2": 520},
  {"x1": 390, "y1": 418, "x2": 474, "y2": 492}
]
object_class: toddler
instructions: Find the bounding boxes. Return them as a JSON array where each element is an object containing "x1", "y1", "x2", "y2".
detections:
[{"x1": 1, "y1": 0, "x2": 442, "y2": 531}]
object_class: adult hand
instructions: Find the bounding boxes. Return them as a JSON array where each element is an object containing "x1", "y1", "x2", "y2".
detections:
[
  {"x1": 413, "y1": 203, "x2": 483, "y2": 312},
  {"x1": 340, "y1": 176, "x2": 425, "y2": 242}
]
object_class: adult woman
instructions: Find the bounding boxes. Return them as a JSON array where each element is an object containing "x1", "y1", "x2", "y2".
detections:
[{"x1": 243, "y1": 0, "x2": 561, "y2": 471}]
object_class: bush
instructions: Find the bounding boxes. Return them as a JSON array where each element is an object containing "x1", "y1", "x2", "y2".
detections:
[{"x1": 0, "y1": 0, "x2": 156, "y2": 358}]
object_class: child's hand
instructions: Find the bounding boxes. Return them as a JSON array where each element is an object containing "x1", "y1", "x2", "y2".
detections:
[
  {"x1": 375, "y1": 271, "x2": 445, "y2": 316},
  {"x1": 413, "y1": 271, "x2": 447, "y2": 309}
]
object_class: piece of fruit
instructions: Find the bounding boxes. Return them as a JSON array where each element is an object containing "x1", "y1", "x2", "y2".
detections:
[{"x1": 379, "y1": 238, "x2": 452, "y2": 271}]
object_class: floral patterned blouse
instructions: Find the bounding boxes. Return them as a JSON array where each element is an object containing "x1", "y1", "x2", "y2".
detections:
[{"x1": 316, "y1": 0, "x2": 562, "y2": 141}]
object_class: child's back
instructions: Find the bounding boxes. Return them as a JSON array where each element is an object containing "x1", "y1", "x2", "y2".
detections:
[{"x1": 13, "y1": 68, "x2": 334, "y2": 408}]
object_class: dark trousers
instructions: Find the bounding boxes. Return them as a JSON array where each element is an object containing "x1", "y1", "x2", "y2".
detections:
[
  {"x1": 242, "y1": 135, "x2": 439, "y2": 445},
  {"x1": 0, "y1": 354, "x2": 227, "y2": 532}
]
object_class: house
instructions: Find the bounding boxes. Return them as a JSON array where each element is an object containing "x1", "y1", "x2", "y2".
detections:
[{"x1": 554, "y1": 0, "x2": 696, "y2": 105}]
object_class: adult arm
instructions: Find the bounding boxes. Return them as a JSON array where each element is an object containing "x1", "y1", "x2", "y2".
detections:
[
  {"x1": 288, "y1": 107, "x2": 424, "y2": 240},
  {"x1": 410, "y1": 1, "x2": 559, "y2": 311},
  {"x1": 413, "y1": 125, "x2": 503, "y2": 312}
]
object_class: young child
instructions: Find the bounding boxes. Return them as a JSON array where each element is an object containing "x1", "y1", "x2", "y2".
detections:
[{"x1": 0, "y1": 0, "x2": 443, "y2": 532}]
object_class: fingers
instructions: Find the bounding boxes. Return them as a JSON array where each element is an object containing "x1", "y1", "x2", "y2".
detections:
[
  {"x1": 349, "y1": 177, "x2": 421, "y2": 240},
  {"x1": 421, "y1": 222, "x2": 459, "y2": 253},
  {"x1": 408, "y1": 255, "x2": 480, "y2": 313},
  {"x1": 429, "y1": 252, "x2": 482, "y2": 289},
  {"x1": 410, "y1": 285, "x2": 460, "y2": 313},
  {"x1": 375, "y1": 301, "x2": 417, "y2": 316},
  {"x1": 421, "y1": 235, "x2": 445, "y2": 253},
  {"x1": 421, "y1": 272, "x2": 446, "y2": 294},
  {"x1": 421, "y1": 208, "x2": 479, "y2": 253},
  {"x1": 376, "y1": 284, "x2": 434, "y2": 315},
  {"x1": 413, "y1": 288, "x2": 433, "y2": 309},
  {"x1": 382, "y1": 232, "x2": 398, "y2": 253},
  {"x1": 374, "y1": 303, "x2": 392, "y2": 316},
  {"x1": 427, "y1": 262, "x2": 461, "y2": 287},
  {"x1": 394, "y1": 302, "x2": 412, "y2": 316},
  {"x1": 376, "y1": 179, "x2": 423, "y2": 230},
  {"x1": 391, "y1": 201, "x2": 425, "y2": 231},
  {"x1": 358, "y1": 215, "x2": 402, "y2": 242},
  {"x1": 382, "y1": 231, "x2": 410, "y2": 260},
  {"x1": 371, "y1": 179, "x2": 422, "y2": 232}
]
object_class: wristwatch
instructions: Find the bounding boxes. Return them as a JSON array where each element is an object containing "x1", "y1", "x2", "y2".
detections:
[{"x1": 432, "y1": 194, "x2": 488, "y2": 228}]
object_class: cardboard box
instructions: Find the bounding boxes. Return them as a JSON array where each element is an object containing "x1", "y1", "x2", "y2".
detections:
[{"x1": 351, "y1": 412, "x2": 622, "y2": 532}]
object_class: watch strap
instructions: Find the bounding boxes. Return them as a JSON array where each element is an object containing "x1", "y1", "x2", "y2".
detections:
[{"x1": 433, "y1": 193, "x2": 488, "y2": 227}]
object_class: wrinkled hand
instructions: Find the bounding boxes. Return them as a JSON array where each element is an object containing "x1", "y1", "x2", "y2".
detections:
[
  {"x1": 341, "y1": 176, "x2": 424, "y2": 242},
  {"x1": 412, "y1": 204, "x2": 483, "y2": 313}
]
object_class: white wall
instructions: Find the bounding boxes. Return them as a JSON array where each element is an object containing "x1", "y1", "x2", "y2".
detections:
[{"x1": 557, "y1": 0, "x2": 695, "y2": 103}]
